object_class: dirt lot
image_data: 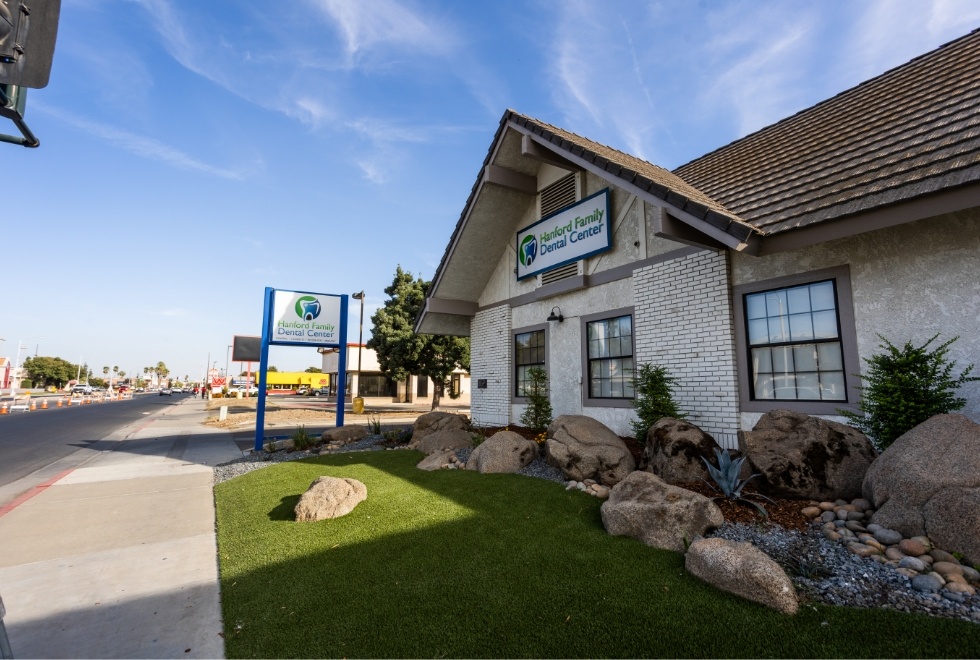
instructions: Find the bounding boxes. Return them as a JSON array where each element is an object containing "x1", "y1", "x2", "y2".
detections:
[{"x1": 202, "y1": 398, "x2": 425, "y2": 429}]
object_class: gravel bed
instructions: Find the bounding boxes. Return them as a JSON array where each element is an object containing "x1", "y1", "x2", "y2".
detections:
[
  {"x1": 214, "y1": 442, "x2": 978, "y2": 624},
  {"x1": 710, "y1": 522, "x2": 980, "y2": 624}
]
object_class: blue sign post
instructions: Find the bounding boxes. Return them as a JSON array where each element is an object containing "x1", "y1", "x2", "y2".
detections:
[{"x1": 254, "y1": 287, "x2": 348, "y2": 452}]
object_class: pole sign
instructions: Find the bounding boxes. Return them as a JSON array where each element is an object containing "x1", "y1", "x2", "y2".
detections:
[
  {"x1": 254, "y1": 288, "x2": 348, "y2": 451},
  {"x1": 516, "y1": 188, "x2": 611, "y2": 280},
  {"x1": 271, "y1": 291, "x2": 342, "y2": 345}
]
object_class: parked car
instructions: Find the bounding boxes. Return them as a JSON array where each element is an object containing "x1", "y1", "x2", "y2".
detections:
[
  {"x1": 296, "y1": 387, "x2": 309, "y2": 395},
  {"x1": 71, "y1": 384, "x2": 93, "y2": 395},
  {"x1": 159, "y1": 388, "x2": 172, "y2": 396},
  {"x1": 311, "y1": 387, "x2": 330, "y2": 397}
]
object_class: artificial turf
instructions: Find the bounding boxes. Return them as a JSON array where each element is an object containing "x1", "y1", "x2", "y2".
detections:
[{"x1": 214, "y1": 451, "x2": 980, "y2": 658}]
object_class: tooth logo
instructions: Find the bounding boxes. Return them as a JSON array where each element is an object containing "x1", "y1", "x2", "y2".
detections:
[
  {"x1": 519, "y1": 234, "x2": 537, "y2": 267},
  {"x1": 295, "y1": 296, "x2": 321, "y2": 321}
]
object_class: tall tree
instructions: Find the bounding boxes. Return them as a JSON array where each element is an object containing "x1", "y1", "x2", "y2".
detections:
[
  {"x1": 304, "y1": 367, "x2": 322, "y2": 373},
  {"x1": 22, "y1": 356, "x2": 78, "y2": 388},
  {"x1": 368, "y1": 266, "x2": 470, "y2": 409}
]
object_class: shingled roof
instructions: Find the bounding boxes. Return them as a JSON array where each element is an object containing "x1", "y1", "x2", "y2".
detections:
[
  {"x1": 505, "y1": 112, "x2": 756, "y2": 242},
  {"x1": 673, "y1": 28, "x2": 980, "y2": 236}
]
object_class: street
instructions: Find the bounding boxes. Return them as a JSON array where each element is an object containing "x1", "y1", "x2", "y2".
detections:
[{"x1": 0, "y1": 394, "x2": 190, "y2": 495}]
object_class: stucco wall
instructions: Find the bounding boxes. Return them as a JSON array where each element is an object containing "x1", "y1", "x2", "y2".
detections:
[{"x1": 731, "y1": 208, "x2": 980, "y2": 424}]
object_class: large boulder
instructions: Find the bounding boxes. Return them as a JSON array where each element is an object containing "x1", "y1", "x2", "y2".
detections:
[
  {"x1": 409, "y1": 429, "x2": 474, "y2": 455},
  {"x1": 600, "y1": 471, "x2": 724, "y2": 552},
  {"x1": 739, "y1": 409, "x2": 877, "y2": 500},
  {"x1": 641, "y1": 418, "x2": 720, "y2": 483},
  {"x1": 416, "y1": 449, "x2": 457, "y2": 471},
  {"x1": 295, "y1": 476, "x2": 367, "y2": 522},
  {"x1": 545, "y1": 415, "x2": 636, "y2": 486},
  {"x1": 321, "y1": 425, "x2": 369, "y2": 445},
  {"x1": 863, "y1": 414, "x2": 980, "y2": 563},
  {"x1": 685, "y1": 538, "x2": 798, "y2": 615},
  {"x1": 412, "y1": 411, "x2": 470, "y2": 442},
  {"x1": 466, "y1": 431, "x2": 539, "y2": 474}
]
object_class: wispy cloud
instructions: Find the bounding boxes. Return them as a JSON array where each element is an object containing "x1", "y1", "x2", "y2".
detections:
[
  {"x1": 309, "y1": 0, "x2": 454, "y2": 67},
  {"x1": 37, "y1": 103, "x2": 263, "y2": 180},
  {"x1": 701, "y1": 12, "x2": 815, "y2": 136}
]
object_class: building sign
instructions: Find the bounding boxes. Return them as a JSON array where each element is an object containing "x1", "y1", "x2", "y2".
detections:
[
  {"x1": 270, "y1": 290, "x2": 342, "y2": 345},
  {"x1": 516, "y1": 188, "x2": 611, "y2": 280}
]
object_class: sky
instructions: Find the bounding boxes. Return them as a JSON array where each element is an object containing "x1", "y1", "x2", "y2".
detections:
[{"x1": 3, "y1": 0, "x2": 979, "y2": 382}]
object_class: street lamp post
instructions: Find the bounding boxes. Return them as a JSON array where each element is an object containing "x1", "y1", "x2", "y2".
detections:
[
  {"x1": 10, "y1": 341, "x2": 27, "y2": 395},
  {"x1": 351, "y1": 291, "x2": 365, "y2": 397}
]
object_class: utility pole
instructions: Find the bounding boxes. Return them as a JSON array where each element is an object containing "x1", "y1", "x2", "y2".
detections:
[{"x1": 351, "y1": 291, "x2": 365, "y2": 397}]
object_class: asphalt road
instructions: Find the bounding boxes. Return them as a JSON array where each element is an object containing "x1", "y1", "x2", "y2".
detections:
[{"x1": 0, "y1": 393, "x2": 192, "y2": 488}]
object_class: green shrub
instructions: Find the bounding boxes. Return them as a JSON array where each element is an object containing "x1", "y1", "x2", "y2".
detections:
[
  {"x1": 630, "y1": 364, "x2": 684, "y2": 444},
  {"x1": 519, "y1": 367, "x2": 553, "y2": 431},
  {"x1": 291, "y1": 425, "x2": 317, "y2": 451},
  {"x1": 841, "y1": 334, "x2": 977, "y2": 451}
]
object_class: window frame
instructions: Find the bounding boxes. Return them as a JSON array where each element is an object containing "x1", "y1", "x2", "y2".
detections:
[
  {"x1": 733, "y1": 266, "x2": 861, "y2": 414},
  {"x1": 512, "y1": 323, "x2": 549, "y2": 404},
  {"x1": 580, "y1": 306, "x2": 635, "y2": 408}
]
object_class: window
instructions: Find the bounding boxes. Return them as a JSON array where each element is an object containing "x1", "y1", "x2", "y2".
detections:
[
  {"x1": 515, "y1": 329, "x2": 545, "y2": 397},
  {"x1": 733, "y1": 266, "x2": 860, "y2": 414},
  {"x1": 586, "y1": 314, "x2": 634, "y2": 399},
  {"x1": 745, "y1": 280, "x2": 845, "y2": 401}
]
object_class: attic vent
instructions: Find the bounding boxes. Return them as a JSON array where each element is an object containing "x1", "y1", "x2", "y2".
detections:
[
  {"x1": 539, "y1": 261, "x2": 580, "y2": 286},
  {"x1": 539, "y1": 173, "x2": 578, "y2": 218}
]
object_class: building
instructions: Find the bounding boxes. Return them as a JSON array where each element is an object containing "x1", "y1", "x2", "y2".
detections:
[
  {"x1": 416, "y1": 30, "x2": 980, "y2": 446},
  {"x1": 321, "y1": 344, "x2": 470, "y2": 405}
]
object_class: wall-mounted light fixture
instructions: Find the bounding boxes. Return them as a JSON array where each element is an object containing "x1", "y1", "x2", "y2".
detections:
[{"x1": 547, "y1": 306, "x2": 564, "y2": 323}]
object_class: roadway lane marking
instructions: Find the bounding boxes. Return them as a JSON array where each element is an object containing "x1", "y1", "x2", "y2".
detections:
[{"x1": 0, "y1": 469, "x2": 75, "y2": 518}]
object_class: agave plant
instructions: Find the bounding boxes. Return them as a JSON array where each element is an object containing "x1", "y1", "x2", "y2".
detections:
[{"x1": 700, "y1": 447, "x2": 771, "y2": 519}]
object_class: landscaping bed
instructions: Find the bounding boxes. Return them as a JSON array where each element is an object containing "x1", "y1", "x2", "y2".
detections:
[{"x1": 214, "y1": 450, "x2": 980, "y2": 658}]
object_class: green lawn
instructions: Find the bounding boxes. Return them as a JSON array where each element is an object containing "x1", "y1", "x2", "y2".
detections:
[{"x1": 214, "y1": 451, "x2": 980, "y2": 658}]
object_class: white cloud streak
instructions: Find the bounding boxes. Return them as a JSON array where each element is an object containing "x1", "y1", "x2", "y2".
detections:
[{"x1": 37, "y1": 103, "x2": 263, "y2": 180}]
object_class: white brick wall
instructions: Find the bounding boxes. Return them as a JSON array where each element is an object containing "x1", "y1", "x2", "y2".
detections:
[
  {"x1": 470, "y1": 306, "x2": 512, "y2": 427},
  {"x1": 633, "y1": 250, "x2": 740, "y2": 448}
]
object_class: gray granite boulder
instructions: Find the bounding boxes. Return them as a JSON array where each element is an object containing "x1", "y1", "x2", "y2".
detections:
[
  {"x1": 545, "y1": 415, "x2": 636, "y2": 486},
  {"x1": 863, "y1": 414, "x2": 980, "y2": 564},
  {"x1": 600, "y1": 471, "x2": 723, "y2": 552},
  {"x1": 641, "y1": 418, "x2": 720, "y2": 483},
  {"x1": 321, "y1": 425, "x2": 369, "y2": 445},
  {"x1": 685, "y1": 537, "x2": 798, "y2": 615},
  {"x1": 416, "y1": 449, "x2": 457, "y2": 472},
  {"x1": 295, "y1": 476, "x2": 367, "y2": 522},
  {"x1": 466, "y1": 431, "x2": 538, "y2": 474},
  {"x1": 410, "y1": 429, "x2": 474, "y2": 455},
  {"x1": 740, "y1": 409, "x2": 877, "y2": 500},
  {"x1": 412, "y1": 411, "x2": 470, "y2": 442}
]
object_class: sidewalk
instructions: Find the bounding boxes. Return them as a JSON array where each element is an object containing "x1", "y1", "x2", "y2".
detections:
[{"x1": 0, "y1": 398, "x2": 243, "y2": 659}]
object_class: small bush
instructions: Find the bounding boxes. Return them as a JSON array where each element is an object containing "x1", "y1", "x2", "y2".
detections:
[
  {"x1": 840, "y1": 334, "x2": 977, "y2": 450},
  {"x1": 367, "y1": 415, "x2": 382, "y2": 435},
  {"x1": 382, "y1": 427, "x2": 412, "y2": 445},
  {"x1": 519, "y1": 367, "x2": 553, "y2": 431},
  {"x1": 291, "y1": 425, "x2": 316, "y2": 451},
  {"x1": 630, "y1": 364, "x2": 684, "y2": 445}
]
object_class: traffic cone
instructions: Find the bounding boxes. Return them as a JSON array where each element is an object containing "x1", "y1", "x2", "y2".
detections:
[
  {"x1": 41, "y1": 399, "x2": 48, "y2": 409},
  {"x1": 29, "y1": 400, "x2": 37, "y2": 411},
  {"x1": 56, "y1": 398, "x2": 63, "y2": 407},
  {"x1": 0, "y1": 402, "x2": 7, "y2": 414}
]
